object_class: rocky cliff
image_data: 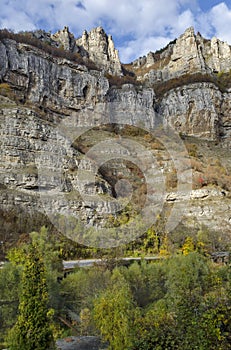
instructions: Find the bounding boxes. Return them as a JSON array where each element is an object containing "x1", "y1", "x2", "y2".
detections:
[
  {"x1": 133, "y1": 27, "x2": 231, "y2": 80},
  {"x1": 0, "y1": 27, "x2": 230, "y2": 254},
  {"x1": 76, "y1": 26, "x2": 122, "y2": 76},
  {"x1": 31, "y1": 26, "x2": 122, "y2": 76}
]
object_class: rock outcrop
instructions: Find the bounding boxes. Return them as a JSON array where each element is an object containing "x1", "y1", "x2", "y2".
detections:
[
  {"x1": 56, "y1": 336, "x2": 105, "y2": 350},
  {"x1": 76, "y1": 27, "x2": 122, "y2": 75},
  {"x1": 136, "y1": 27, "x2": 231, "y2": 83},
  {"x1": 206, "y1": 36, "x2": 231, "y2": 73},
  {"x1": 31, "y1": 26, "x2": 122, "y2": 75},
  {"x1": 168, "y1": 27, "x2": 207, "y2": 75},
  {"x1": 159, "y1": 83, "x2": 222, "y2": 140},
  {"x1": 0, "y1": 37, "x2": 109, "y2": 111},
  {"x1": 51, "y1": 26, "x2": 77, "y2": 52}
]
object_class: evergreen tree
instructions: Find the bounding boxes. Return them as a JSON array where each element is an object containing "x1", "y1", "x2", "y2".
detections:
[{"x1": 7, "y1": 244, "x2": 55, "y2": 350}]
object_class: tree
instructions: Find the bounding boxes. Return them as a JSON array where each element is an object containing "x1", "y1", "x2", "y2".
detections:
[
  {"x1": 200, "y1": 264, "x2": 231, "y2": 349},
  {"x1": 61, "y1": 266, "x2": 111, "y2": 318},
  {"x1": 133, "y1": 300, "x2": 177, "y2": 350},
  {"x1": 143, "y1": 226, "x2": 160, "y2": 254},
  {"x1": 94, "y1": 268, "x2": 135, "y2": 350},
  {"x1": 29, "y1": 227, "x2": 64, "y2": 312},
  {"x1": 181, "y1": 236, "x2": 195, "y2": 255},
  {"x1": 165, "y1": 252, "x2": 211, "y2": 349},
  {"x1": 7, "y1": 244, "x2": 55, "y2": 350},
  {"x1": 0, "y1": 262, "x2": 21, "y2": 347}
]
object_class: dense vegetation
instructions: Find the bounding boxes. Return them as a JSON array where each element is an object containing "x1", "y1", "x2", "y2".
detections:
[{"x1": 0, "y1": 227, "x2": 230, "y2": 349}]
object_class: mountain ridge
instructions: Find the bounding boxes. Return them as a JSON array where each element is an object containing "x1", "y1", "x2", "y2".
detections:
[{"x1": 0, "y1": 25, "x2": 230, "y2": 256}]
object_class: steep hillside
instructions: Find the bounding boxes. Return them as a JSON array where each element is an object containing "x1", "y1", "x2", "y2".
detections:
[{"x1": 0, "y1": 26, "x2": 230, "y2": 256}]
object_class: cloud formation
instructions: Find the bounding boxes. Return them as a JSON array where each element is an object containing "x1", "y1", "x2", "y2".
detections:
[
  {"x1": 208, "y1": 2, "x2": 231, "y2": 43},
  {"x1": 0, "y1": 0, "x2": 231, "y2": 62}
]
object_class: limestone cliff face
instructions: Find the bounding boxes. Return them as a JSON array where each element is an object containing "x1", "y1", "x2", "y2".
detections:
[
  {"x1": 31, "y1": 26, "x2": 122, "y2": 75},
  {"x1": 51, "y1": 26, "x2": 77, "y2": 52},
  {"x1": 159, "y1": 83, "x2": 221, "y2": 140},
  {"x1": 136, "y1": 27, "x2": 231, "y2": 83},
  {"x1": 168, "y1": 27, "x2": 207, "y2": 76},
  {"x1": 205, "y1": 36, "x2": 231, "y2": 73},
  {"x1": 0, "y1": 27, "x2": 231, "y2": 252},
  {"x1": 131, "y1": 27, "x2": 231, "y2": 145},
  {"x1": 158, "y1": 83, "x2": 231, "y2": 147},
  {"x1": 76, "y1": 27, "x2": 122, "y2": 75},
  {"x1": 0, "y1": 38, "x2": 109, "y2": 112}
]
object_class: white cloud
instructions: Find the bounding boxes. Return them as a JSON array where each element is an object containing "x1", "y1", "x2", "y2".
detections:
[
  {"x1": 115, "y1": 4, "x2": 196, "y2": 62},
  {"x1": 170, "y1": 10, "x2": 195, "y2": 37},
  {"x1": 119, "y1": 36, "x2": 171, "y2": 63},
  {"x1": 209, "y1": 2, "x2": 231, "y2": 42},
  {"x1": 0, "y1": 0, "x2": 231, "y2": 62},
  {"x1": 0, "y1": 2, "x2": 36, "y2": 31}
]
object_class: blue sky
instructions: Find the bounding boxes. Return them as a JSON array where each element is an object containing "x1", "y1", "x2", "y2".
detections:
[{"x1": 0, "y1": 0, "x2": 231, "y2": 62}]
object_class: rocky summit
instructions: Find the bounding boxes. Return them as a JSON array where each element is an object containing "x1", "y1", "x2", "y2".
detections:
[{"x1": 0, "y1": 26, "x2": 231, "y2": 254}]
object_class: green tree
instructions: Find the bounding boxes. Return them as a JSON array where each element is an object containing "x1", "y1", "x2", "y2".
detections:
[
  {"x1": 133, "y1": 300, "x2": 177, "y2": 350},
  {"x1": 0, "y1": 262, "x2": 21, "y2": 347},
  {"x1": 122, "y1": 261, "x2": 166, "y2": 308},
  {"x1": 165, "y1": 253, "x2": 211, "y2": 349},
  {"x1": 29, "y1": 227, "x2": 63, "y2": 312},
  {"x1": 7, "y1": 244, "x2": 55, "y2": 350},
  {"x1": 94, "y1": 268, "x2": 135, "y2": 350},
  {"x1": 200, "y1": 264, "x2": 231, "y2": 349}
]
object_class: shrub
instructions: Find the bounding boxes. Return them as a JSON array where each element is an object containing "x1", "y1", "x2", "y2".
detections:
[
  {"x1": 186, "y1": 143, "x2": 198, "y2": 158},
  {"x1": 153, "y1": 73, "x2": 222, "y2": 98},
  {"x1": 105, "y1": 73, "x2": 139, "y2": 87},
  {"x1": 190, "y1": 159, "x2": 203, "y2": 172},
  {"x1": 0, "y1": 83, "x2": 14, "y2": 99}
]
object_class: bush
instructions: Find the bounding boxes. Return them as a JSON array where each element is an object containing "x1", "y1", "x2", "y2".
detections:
[
  {"x1": 153, "y1": 73, "x2": 222, "y2": 98},
  {"x1": 106, "y1": 73, "x2": 139, "y2": 87},
  {"x1": 0, "y1": 82, "x2": 15, "y2": 99}
]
